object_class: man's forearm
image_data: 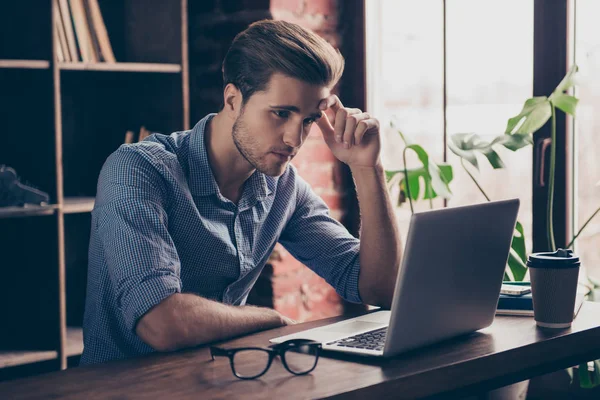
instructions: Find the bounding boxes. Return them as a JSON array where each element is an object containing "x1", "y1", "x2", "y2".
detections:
[
  {"x1": 351, "y1": 164, "x2": 402, "y2": 308},
  {"x1": 136, "y1": 293, "x2": 289, "y2": 351}
]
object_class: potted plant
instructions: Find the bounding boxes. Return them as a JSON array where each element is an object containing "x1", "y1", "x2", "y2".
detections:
[{"x1": 386, "y1": 64, "x2": 600, "y2": 388}]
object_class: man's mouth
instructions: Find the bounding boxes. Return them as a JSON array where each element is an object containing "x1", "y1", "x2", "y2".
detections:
[
  {"x1": 271, "y1": 151, "x2": 292, "y2": 161},
  {"x1": 271, "y1": 151, "x2": 295, "y2": 161}
]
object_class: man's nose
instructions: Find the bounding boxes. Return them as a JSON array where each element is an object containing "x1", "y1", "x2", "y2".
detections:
[{"x1": 283, "y1": 123, "x2": 305, "y2": 148}]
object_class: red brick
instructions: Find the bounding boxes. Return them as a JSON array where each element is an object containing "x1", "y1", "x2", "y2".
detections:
[
  {"x1": 294, "y1": 162, "x2": 335, "y2": 191},
  {"x1": 270, "y1": 0, "x2": 303, "y2": 13},
  {"x1": 295, "y1": 140, "x2": 336, "y2": 164},
  {"x1": 317, "y1": 192, "x2": 342, "y2": 210},
  {"x1": 304, "y1": 0, "x2": 338, "y2": 16},
  {"x1": 266, "y1": 0, "x2": 345, "y2": 323}
]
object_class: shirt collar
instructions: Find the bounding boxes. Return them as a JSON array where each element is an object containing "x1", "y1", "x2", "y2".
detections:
[{"x1": 188, "y1": 113, "x2": 274, "y2": 202}]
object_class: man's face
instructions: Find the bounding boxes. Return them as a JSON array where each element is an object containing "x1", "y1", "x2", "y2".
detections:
[{"x1": 232, "y1": 73, "x2": 330, "y2": 176}]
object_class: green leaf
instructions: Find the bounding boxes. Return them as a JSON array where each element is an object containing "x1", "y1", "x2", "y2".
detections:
[
  {"x1": 393, "y1": 164, "x2": 454, "y2": 201},
  {"x1": 506, "y1": 97, "x2": 552, "y2": 135},
  {"x1": 481, "y1": 148, "x2": 505, "y2": 169},
  {"x1": 554, "y1": 64, "x2": 579, "y2": 94},
  {"x1": 593, "y1": 360, "x2": 600, "y2": 388},
  {"x1": 387, "y1": 126, "x2": 454, "y2": 204},
  {"x1": 427, "y1": 162, "x2": 452, "y2": 198},
  {"x1": 390, "y1": 121, "x2": 412, "y2": 146},
  {"x1": 448, "y1": 133, "x2": 479, "y2": 170},
  {"x1": 491, "y1": 133, "x2": 533, "y2": 152},
  {"x1": 449, "y1": 133, "x2": 507, "y2": 170},
  {"x1": 578, "y1": 361, "x2": 600, "y2": 389},
  {"x1": 506, "y1": 221, "x2": 528, "y2": 282},
  {"x1": 385, "y1": 170, "x2": 401, "y2": 183},
  {"x1": 588, "y1": 275, "x2": 600, "y2": 288},
  {"x1": 579, "y1": 363, "x2": 593, "y2": 388},
  {"x1": 512, "y1": 221, "x2": 527, "y2": 262},
  {"x1": 550, "y1": 93, "x2": 579, "y2": 116},
  {"x1": 566, "y1": 367, "x2": 574, "y2": 384},
  {"x1": 403, "y1": 168, "x2": 423, "y2": 200},
  {"x1": 507, "y1": 250, "x2": 528, "y2": 282}
]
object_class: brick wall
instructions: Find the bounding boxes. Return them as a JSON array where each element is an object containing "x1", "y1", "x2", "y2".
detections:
[
  {"x1": 189, "y1": 0, "x2": 362, "y2": 322},
  {"x1": 188, "y1": 0, "x2": 271, "y2": 122},
  {"x1": 269, "y1": 0, "x2": 355, "y2": 322}
]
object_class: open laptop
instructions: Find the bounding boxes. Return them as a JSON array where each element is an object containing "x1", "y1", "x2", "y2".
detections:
[{"x1": 270, "y1": 199, "x2": 520, "y2": 358}]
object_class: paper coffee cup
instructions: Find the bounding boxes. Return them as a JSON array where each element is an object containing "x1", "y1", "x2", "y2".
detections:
[{"x1": 527, "y1": 249, "x2": 581, "y2": 329}]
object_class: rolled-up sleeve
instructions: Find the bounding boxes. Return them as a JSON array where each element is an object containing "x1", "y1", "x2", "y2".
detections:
[
  {"x1": 94, "y1": 147, "x2": 182, "y2": 333},
  {"x1": 278, "y1": 176, "x2": 362, "y2": 304}
]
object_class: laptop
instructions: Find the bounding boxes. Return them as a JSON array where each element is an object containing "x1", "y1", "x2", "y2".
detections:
[{"x1": 269, "y1": 199, "x2": 520, "y2": 358}]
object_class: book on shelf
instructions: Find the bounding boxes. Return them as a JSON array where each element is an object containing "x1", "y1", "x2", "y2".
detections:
[
  {"x1": 54, "y1": 0, "x2": 115, "y2": 63},
  {"x1": 59, "y1": 0, "x2": 79, "y2": 61},
  {"x1": 496, "y1": 291, "x2": 585, "y2": 317},
  {"x1": 87, "y1": 0, "x2": 116, "y2": 62},
  {"x1": 123, "y1": 126, "x2": 152, "y2": 144},
  {"x1": 53, "y1": 0, "x2": 69, "y2": 62}
]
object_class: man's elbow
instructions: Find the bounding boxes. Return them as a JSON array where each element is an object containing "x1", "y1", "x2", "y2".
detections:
[
  {"x1": 359, "y1": 282, "x2": 394, "y2": 309},
  {"x1": 135, "y1": 309, "x2": 184, "y2": 352}
]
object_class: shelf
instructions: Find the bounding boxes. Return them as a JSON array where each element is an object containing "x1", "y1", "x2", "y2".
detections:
[
  {"x1": 66, "y1": 327, "x2": 83, "y2": 358},
  {"x1": 0, "y1": 327, "x2": 82, "y2": 369},
  {"x1": 59, "y1": 62, "x2": 181, "y2": 73},
  {"x1": 0, "y1": 204, "x2": 58, "y2": 219},
  {"x1": 63, "y1": 197, "x2": 95, "y2": 214},
  {"x1": 0, "y1": 349, "x2": 57, "y2": 369},
  {"x1": 0, "y1": 60, "x2": 50, "y2": 70}
]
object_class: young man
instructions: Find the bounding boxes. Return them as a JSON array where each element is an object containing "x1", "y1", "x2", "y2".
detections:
[{"x1": 80, "y1": 19, "x2": 401, "y2": 365}]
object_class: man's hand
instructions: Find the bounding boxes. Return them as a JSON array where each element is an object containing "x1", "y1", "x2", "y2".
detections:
[{"x1": 316, "y1": 95, "x2": 381, "y2": 169}]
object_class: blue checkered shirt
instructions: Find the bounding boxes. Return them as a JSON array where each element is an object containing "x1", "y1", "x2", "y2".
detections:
[{"x1": 80, "y1": 113, "x2": 362, "y2": 365}]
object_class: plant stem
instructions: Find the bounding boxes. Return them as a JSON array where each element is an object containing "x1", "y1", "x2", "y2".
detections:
[
  {"x1": 567, "y1": 205, "x2": 600, "y2": 249},
  {"x1": 460, "y1": 158, "x2": 491, "y2": 201},
  {"x1": 403, "y1": 147, "x2": 414, "y2": 214},
  {"x1": 427, "y1": 177, "x2": 434, "y2": 209},
  {"x1": 547, "y1": 105, "x2": 557, "y2": 251}
]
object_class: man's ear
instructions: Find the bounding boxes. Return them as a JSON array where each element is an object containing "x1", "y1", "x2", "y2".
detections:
[{"x1": 223, "y1": 83, "x2": 242, "y2": 119}]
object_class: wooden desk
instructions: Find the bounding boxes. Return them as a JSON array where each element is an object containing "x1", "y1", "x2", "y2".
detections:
[{"x1": 2, "y1": 302, "x2": 600, "y2": 399}]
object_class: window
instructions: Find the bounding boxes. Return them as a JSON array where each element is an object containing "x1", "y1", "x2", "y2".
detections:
[
  {"x1": 366, "y1": 0, "x2": 534, "y2": 253},
  {"x1": 574, "y1": 0, "x2": 600, "y2": 279}
]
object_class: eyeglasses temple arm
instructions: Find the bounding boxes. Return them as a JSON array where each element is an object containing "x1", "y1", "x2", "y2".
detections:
[{"x1": 209, "y1": 347, "x2": 228, "y2": 360}]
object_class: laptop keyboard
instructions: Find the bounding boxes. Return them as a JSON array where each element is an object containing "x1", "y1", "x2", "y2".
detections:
[{"x1": 326, "y1": 327, "x2": 387, "y2": 351}]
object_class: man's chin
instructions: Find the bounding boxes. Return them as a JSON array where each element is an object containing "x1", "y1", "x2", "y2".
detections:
[{"x1": 259, "y1": 162, "x2": 289, "y2": 177}]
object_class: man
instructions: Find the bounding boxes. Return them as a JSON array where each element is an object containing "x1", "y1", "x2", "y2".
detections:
[{"x1": 80, "y1": 19, "x2": 401, "y2": 365}]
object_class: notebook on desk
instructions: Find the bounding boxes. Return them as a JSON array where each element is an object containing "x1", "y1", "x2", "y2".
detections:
[
  {"x1": 496, "y1": 291, "x2": 586, "y2": 317},
  {"x1": 270, "y1": 199, "x2": 520, "y2": 358}
]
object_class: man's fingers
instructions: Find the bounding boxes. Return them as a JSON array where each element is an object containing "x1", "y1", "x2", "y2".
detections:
[
  {"x1": 334, "y1": 108, "x2": 348, "y2": 142},
  {"x1": 345, "y1": 113, "x2": 371, "y2": 146},
  {"x1": 336, "y1": 108, "x2": 361, "y2": 144},
  {"x1": 342, "y1": 112, "x2": 365, "y2": 147},
  {"x1": 354, "y1": 116, "x2": 378, "y2": 145},
  {"x1": 319, "y1": 94, "x2": 344, "y2": 113},
  {"x1": 316, "y1": 111, "x2": 335, "y2": 139}
]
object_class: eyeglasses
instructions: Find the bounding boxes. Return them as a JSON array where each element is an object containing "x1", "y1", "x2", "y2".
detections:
[{"x1": 210, "y1": 339, "x2": 322, "y2": 380}]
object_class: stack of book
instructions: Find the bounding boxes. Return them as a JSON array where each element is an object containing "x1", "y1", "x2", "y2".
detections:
[
  {"x1": 124, "y1": 126, "x2": 152, "y2": 144},
  {"x1": 496, "y1": 286, "x2": 585, "y2": 317},
  {"x1": 53, "y1": 0, "x2": 115, "y2": 63}
]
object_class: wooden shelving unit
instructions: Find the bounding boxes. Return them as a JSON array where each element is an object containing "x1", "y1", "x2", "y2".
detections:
[
  {"x1": 0, "y1": 60, "x2": 51, "y2": 70},
  {"x1": 0, "y1": 205, "x2": 58, "y2": 219},
  {"x1": 58, "y1": 62, "x2": 181, "y2": 73},
  {"x1": 63, "y1": 197, "x2": 95, "y2": 214},
  {"x1": 0, "y1": 0, "x2": 189, "y2": 381}
]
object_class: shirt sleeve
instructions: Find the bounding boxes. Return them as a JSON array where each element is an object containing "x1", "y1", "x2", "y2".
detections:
[
  {"x1": 94, "y1": 146, "x2": 182, "y2": 333},
  {"x1": 278, "y1": 174, "x2": 363, "y2": 304}
]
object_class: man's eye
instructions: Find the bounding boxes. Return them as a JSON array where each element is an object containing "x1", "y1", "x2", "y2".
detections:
[
  {"x1": 303, "y1": 118, "x2": 315, "y2": 125},
  {"x1": 273, "y1": 110, "x2": 290, "y2": 119}
]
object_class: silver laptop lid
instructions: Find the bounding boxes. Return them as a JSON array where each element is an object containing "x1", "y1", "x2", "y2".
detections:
[{"x1": 384, "y1": 199, "x2": 520, "y2": 356}]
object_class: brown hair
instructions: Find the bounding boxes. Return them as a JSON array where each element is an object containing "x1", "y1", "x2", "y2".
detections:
[{"x1": 222, "y1": 19, "x2": 345, "y2": 107}]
